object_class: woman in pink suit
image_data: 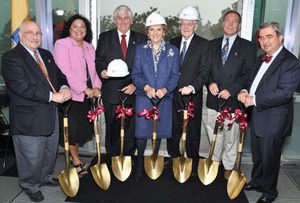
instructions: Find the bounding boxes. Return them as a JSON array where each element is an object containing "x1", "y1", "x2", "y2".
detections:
[{"x1": 53, "y1": 14, "x2": 101, "y2": 176}]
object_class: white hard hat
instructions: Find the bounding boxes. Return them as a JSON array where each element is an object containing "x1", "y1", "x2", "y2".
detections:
[
  {"x1": 145, "y1": 12, "x2": 167, "y2": 27},
  {"x1": 179, "y1": 6, "x2": 200, "y2": 21},
  {"x1": 107, "y1": 59, "x2": 129, "y2": 77}
]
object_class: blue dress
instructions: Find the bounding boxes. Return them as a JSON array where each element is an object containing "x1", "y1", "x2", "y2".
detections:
[{"x1": 132, "y1": 40, "x2": 179, "y2": 139}]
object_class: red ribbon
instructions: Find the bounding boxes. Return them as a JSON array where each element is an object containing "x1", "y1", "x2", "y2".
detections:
[
  {"x1": 216, "y1": 107, "x2": 232, "y2": 129},
  {"x1": 183, "y1": 101, "x2": 195, "y2": 127},
  {"x1": 87, "y1": 104, "x2": 105, "y2": 122},
  {"x1": 232, "y1": 108, "x2": 248, "y2": 133},
  {"x1": 138, "y1": 106, "x2": 160, "y2": 121},
  {"x1": 115, "y1": 105, "x2": 134, "y2": 119}
]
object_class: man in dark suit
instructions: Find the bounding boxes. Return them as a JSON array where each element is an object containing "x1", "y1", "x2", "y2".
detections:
[
  {"x1": 1, "y1": 21, "x2": 71, "y2": 202},
  {"x1": 206, "y1": 10, "x2": 256, "y2": 179},
  {"x1": 95, "y1": 5, "x2": 147, "y2": 161},
  {"x1": 167, "y1": 6, "x2": 209, "y2": 175},
  {"x1": 238, "y1": 22, "x2": 300, "y2": 203}
]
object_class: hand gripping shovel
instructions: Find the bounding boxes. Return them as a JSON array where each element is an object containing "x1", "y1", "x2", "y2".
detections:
[
  {"x1": 227, "y1": 108, "x2": 247, "y2": 199},
  {"x1": 144, "y1": 98, "x2": 164, "y2": 180},
  {"x1": 112, "y1": 92, "x2": 132, "y2": 181},
  {"x1": 58, "y1": 102, "x2": 79, "y2": 197},
  {"x1": 173, "y1": 100, "x2": 193, "y2": 183},
  {"x1": 89, "y1": 98, "x2": 111, "y2": 190}
]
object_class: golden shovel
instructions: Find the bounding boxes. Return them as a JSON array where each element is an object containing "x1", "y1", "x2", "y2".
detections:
[
  {"x1": 198, "y1": 120, "x2": 220, "y2": 185},
  {"x1": 173, "y1": 109, "x2": 192, "y2": 183},
  {"x1": 90, "y1": 99, "x2": 111, "y2": 190},
  {"x1": 227, "y1": 131, "x2": 247, "y2": 199},
  {"x1": 58, "y1": 103, "x2": 79, "y2": 197},
  {"x1": 112, "y1": 93, "x2": 132, "y2": 181}
]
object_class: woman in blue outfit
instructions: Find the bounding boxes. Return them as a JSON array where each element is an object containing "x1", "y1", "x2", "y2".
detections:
[{"x1": 132, "y1": 12, "x2": 180, "y2": 180}]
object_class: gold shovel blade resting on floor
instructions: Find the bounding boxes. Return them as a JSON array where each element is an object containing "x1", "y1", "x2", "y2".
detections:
[
  {"x1": 173, "y1": 109, "x2": 192, "y2": 183},
  {"x1": 112, "y1": 116, "x2": 132, "y2": 181},
  {"x1": 144, "y1": 115, "x2": 164, "y2": 180},
  {"x1": 198, "y1": 121, "x2": 220, "y2": 185},
  {"x1": 227, "y1": 131, "x2": 247, "y2": 199},
  {"x1": 58, "y1": 117, "x2": 79, "y2": 197},
  {"x1": 91, "y1": 113, "x2": 111, "y2": 190}
]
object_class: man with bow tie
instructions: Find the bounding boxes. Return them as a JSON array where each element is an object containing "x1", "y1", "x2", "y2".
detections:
[
  {"x1": 205, "y1": 10, "x2": 256, "y2": 180},
  {"x1": 238, "y1": 22, "x2": 300, "y2": 203}
]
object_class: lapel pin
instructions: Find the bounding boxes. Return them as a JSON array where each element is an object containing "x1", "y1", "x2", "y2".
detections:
[
  {"x1": 48, "y1": 59, "x2": 51, "y2": 63},
  {"x1": 133, "y1": 41, "x2": 135, "y2": 44},
  {"x1": 235, "y1": 52, "x2": 238, "y2": 56}
]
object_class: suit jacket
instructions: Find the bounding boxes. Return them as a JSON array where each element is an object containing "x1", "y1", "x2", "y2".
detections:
[
  {"x1": 95, "y1": 29, "x2": 147, "y2": 104},
  {"x1": 206, "y1": 36, "x2": 256, "y2": 112},
  {"x1": 132, "y1": 42, "x2": 180, "y2": 138},
  {"x1": 1, "y1": 43, "x2": 68, "y2": 136},
  {"x1": 53, "y1": 37, "x2": 101, "y2": 102},
  {"x1": 248, "y1": 47, "x2": 300, "y2": 138},
  {"x1": 170, "y1": 34, "x2": 209, "y2": 108}
]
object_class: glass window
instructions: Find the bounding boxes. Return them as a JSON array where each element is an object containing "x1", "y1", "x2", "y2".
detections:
[
  {"x1": 99, "y1": 0, "x2": 238, "y2": 41},
  {"x1": 52, "y1": 0, "x2": 79, "y2": 42}
]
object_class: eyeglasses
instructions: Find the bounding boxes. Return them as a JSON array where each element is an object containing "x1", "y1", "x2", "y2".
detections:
[
  {"x1": 258, "y1": 35, "x2": 274, "y2": 42},
  {"x1": 23, "y1": 31, "x2": 43, "y2": 38}
]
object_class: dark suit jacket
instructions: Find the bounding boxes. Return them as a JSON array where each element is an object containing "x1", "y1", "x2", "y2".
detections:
[
  {"x1": 206, "y1": 36, "x2": 256, "y2": 112},
  {"x1": 95, "y1": 29, "x2": 147, "y2": 104},
  {"x1": 248, "y1": 47, "x2": 300, "y2": 138},
  {"x1": 1, "y1": 43, "x2": 68, "y2": 136}
]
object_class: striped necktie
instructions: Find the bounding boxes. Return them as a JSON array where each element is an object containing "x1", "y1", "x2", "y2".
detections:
[
  {"x1": 180, "y1": 41, "x2": 187, "y2": 65},
  {"x1": 221, "y1": 38, "x2": 229, "y2": 65}
]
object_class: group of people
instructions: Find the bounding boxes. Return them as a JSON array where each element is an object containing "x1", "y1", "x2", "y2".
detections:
[{"x1": 1, "y1": 3, "x2": 300, "y2": 203}]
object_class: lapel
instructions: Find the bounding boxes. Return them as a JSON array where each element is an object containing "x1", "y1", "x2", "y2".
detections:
[
  {"x1": 224, "y1": 36, "x2": 240, "y2": 66},
  {"x1": 126, "y1": 30, "x2": 136, "y2": 61},
  {"x1": 39, "y1": 49, "x2": 57, "y2": 89},
  {"x1": 112, "y1": 30, "x2": 123, "y2": 59},
  {"x1": 16, "y1": 44, "x2": 49, "y2": 87},
  {"x1": 257, "y1": 48, "x2": 286, "y2": 88},
  {"x1": 182, "y1": 35, "x2": 197, "y2": 67},
  {"x1": 215, "y1": 38, "x2": 223, "y2": 66}
]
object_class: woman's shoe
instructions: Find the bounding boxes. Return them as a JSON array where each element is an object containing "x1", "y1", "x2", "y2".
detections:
[{"x1": 73, "y1": 163, "x2": 88, "y2": 177}]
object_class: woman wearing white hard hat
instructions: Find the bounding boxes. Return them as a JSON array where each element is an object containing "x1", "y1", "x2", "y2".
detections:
[{"x1": 132, "y1": 11, "x2": 180, "y2": 180}]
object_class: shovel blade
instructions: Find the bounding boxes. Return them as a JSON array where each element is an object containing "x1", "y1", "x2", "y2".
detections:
[
  {"x1": 227, "y1": 170, "x2": 247, "y2": 199},
  {"x1": 58, "y1": 168, "x2": 79, "y2": 197},
  {"x1": 91, "y1": 163, "x2": 111, "y2": 190},
  {"x1": 173, "y1": 157, "x2": 192, "y2": 183},
  {"x1": 144, "y1": 155, "x2": 164, "y2": 180},
  {"x1": 198, "y1": 158, "x2": 219, "y2": 185},
  {"x1": 111, "y1": 155, "x2": 132, "y2": 181}
]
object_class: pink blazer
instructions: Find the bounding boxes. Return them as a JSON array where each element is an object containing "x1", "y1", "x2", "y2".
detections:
[{"x1": 53, "y1": 37, "x2": 101, "y2": 102}]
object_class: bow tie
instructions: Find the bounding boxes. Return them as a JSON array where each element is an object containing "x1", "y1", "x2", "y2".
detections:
[{"x1": 261, "y1": 54, "x2": 272, "y2": 63}]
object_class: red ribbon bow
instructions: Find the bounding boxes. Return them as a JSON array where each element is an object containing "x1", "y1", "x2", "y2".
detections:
[
  {"x1": 183, "y1": 101, "x2": 195, "y2": 127},
  {"x1": 87, "y1": 104, "x2": 105, "y2": 122},
  {"x1": 115, "y1": 105, "x2": 134, "y2": 119},
  {"x1": 261, "y1": 54, "x2": 272, "y2": 63},
  {"x1": 232, "y1": 108, "x2": 248, "y2": 133},
  {"x1": 138, "y1": 106, "x2": 160, "y2": 121},
  {"x1": 216, "y1": 107, "x2": 232, "y2": 129}
]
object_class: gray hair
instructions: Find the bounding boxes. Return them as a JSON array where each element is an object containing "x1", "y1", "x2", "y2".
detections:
[
  {"x1": 259, "y1": 21, "x2": 283, "y2": 37},
  {"x1": 113, "y1": 5, "x2": 133, "y2": 22}
]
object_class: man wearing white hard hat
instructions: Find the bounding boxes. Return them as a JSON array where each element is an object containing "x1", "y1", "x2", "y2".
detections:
[
  {"x1": 95, "y1": 5, "x2": 147, "y2": 165},
  {"x1": 206, "y1": 10, "x2": 256, "y2": 179},
  {"x1": 132, "y1": 11, "x2": 179, "y2": 180},
  {"x1": 167, "y1": 5, "x2": 209, "y2": 176}
]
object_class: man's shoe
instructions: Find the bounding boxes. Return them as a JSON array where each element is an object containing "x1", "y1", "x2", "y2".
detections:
[
  {"x1": 256, "y1": 195, "x2": 274, "y2": 203},
  {"x1": 28, "y1": 191, "x2": 44, "y2": 202},
  {"x1": 43, "y1": 178, "x2": 59, "y2": 187},
  {"x1": 244, "y1": 182, "x2": 263, "y2": 192},
  {"x1": 224, "y1": 170, "x2": 232, "y2": 180}
]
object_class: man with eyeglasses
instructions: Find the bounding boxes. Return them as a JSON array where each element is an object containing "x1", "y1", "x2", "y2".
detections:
[
  {"x1": 238, "y1": 22, "x2": 300, "y2": 203},
  {"x1": 206, "y1": 10, "x2": 256, "y2": 180},
  {"x1": 167, "y1": 6, "x2": 209, "y2": 176},
  {"x1": 1, "y1": 21, "x2": 71, "y2": 202}
]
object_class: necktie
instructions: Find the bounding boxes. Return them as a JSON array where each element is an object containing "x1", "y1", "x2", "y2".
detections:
[
  {"x1": 180, "y1": 41, "x2": 187, "y2": 65},
  {"x1": 221, "y1": 38, "x2": 229, "y2": 65},
  {"x1": 261, "y1": 54, "x2": 272, "y2": 63},
  {"x1": 33, "y1": 50, "x2": 56, "y2": 92},
  {"x1": 121, "y1": 34, "x2": 127, "y2": 59}
]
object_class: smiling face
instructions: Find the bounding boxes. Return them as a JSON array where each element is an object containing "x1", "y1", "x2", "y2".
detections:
[
  {"x1": 147, "y1": 24, "x2": 165, "y2": 45},
  {"x1": 258, "y1": 26, "x2": 283, "y2": 55},
  {"x1": 114, "y1": 10, "x2": 132, "y2": 34},
  {"x1": 222, "y1": 12, "x2": 241, "y2": 37},
  {"x1": 180, "y1": 19, "x2": 198, "y2": 40},
  {"x1": 69, "y1": 19, "x2": 86, "y2": 43},
  {"x1": 19, "y1": 21, "x2": 42, "y2": 51}
]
